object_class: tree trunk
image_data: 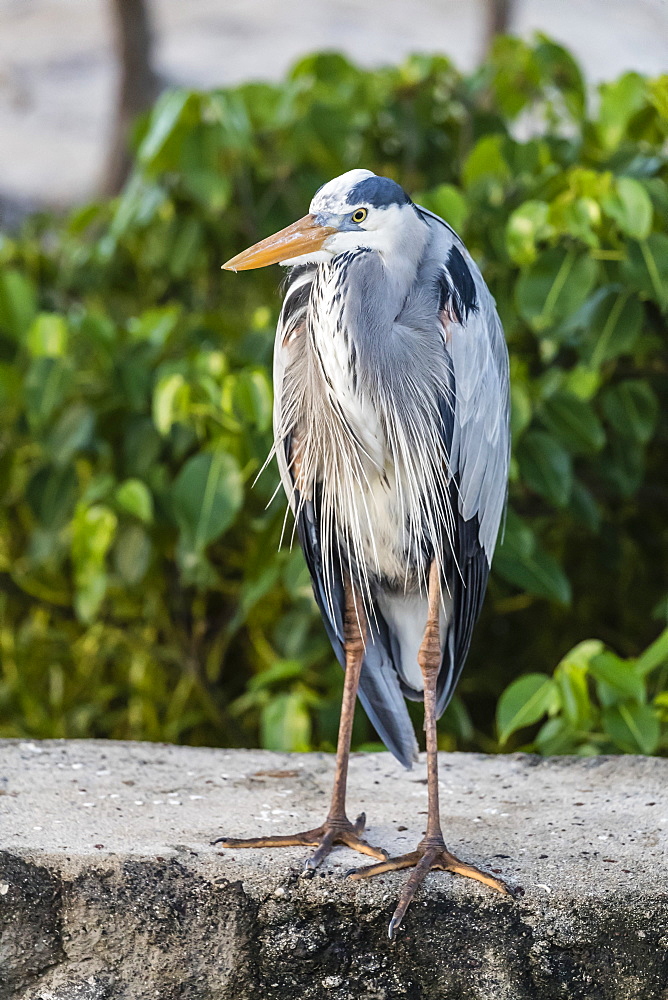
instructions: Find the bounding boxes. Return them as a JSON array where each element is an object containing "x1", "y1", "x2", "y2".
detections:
[
  {"x1": 102, "y1": 0, "x2": 161, "y2": 196},
  {"x1": 483, "y1": 0, "x2": 514, "y2": 54}
]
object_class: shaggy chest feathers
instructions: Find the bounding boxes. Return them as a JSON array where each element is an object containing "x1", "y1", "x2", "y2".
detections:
[{"x1": 279, "y1": 255, "x2": 456, "y2": 593}]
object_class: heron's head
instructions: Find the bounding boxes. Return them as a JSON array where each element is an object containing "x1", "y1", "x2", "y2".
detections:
[{"x1": 223, "y1": 169, "x2": 425, "y2": 272}]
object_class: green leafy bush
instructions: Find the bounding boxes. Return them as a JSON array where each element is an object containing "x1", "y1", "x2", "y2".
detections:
[
  {"x1": 0, "y1": 38, "x2": 666, "y2": 754},
  {"x1": 497, "y1": 627, "x2": 668, "y2": 754}
]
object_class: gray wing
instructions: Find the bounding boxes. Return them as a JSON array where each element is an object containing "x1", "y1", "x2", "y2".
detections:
[
  {"x1": 417, "y1": 207, "x2": 511, "y2": 714},
  {"x1": 273, "y1": 266, "x2": 419, "y2": 768}
]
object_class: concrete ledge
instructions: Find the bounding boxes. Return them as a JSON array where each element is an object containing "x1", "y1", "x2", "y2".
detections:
[{"x1": 1, "y1": 740, "x2": 667, "y2": 1000}]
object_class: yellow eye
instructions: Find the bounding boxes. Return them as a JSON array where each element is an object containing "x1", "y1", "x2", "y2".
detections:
[{"x1": 351, "y1": 208, "x2": 368, "y2": 224}]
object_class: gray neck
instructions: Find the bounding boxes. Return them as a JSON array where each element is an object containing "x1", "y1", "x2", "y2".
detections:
[{"x1": 309, "y1": 245, "x2": 420, "y2": 402}]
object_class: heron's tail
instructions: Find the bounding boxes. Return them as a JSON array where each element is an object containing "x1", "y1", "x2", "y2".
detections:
[{"x1": 357, "y1": 627, "x2": 419, "y2": 769}]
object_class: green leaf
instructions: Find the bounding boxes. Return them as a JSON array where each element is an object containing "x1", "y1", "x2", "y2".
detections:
[
  {"x1": 260, "y1": 692, "x2": 311, "y2": 752},
  {"x1": 555, "y1": 642, "x2": 599, "y2": 727},
  {"x1": 494, "y1": 541, "x2": 571, "y2": 604},
  {"x1": 113, "y1": 523, "x2": 152, "y2": 586},
  {"x1": 152, "y1": 373, "x2": 190, "y2": 435},
  {"x1": 601, "y1": 432, "x2": 644, "y2": 497},
  {"x1": 24, "y1": 358, "x2": 73, "y2": 430},
  {"x1": 250, "y1": 659, "x2": 304, "y2": 691},
  {"x1": 653, "y1": 692, "x2": 668, "y2": 724},
  {"x1": 535, "y1": 717, "x2": 579, "y2": 755},
  {"x1": 621, "y1": 234, "x2": 668, "y2": 310},
  {"x1": 106, "y1": 175, "x2": 168, "y2": 250},
  {"x1": 494, "y1": 510, "x2": 571, "y2": 604},
  {"x1": 495, "y1": 508, "x2": 533, "y2": 559},
  {"x1": 46, "y1": 403, "x2": 95, "y2": 466},
  {"x1": 26, "y1": 465, "x2": 78, "y2": 530},
  {"x1": 510, "y1": 381, "x2": 532, "y2": 441},
  {"x1": 540, "y1": 391, "x2": 605, "y2": 455},
  {"x1": 72, "y1": 505, "x2": 117, "y2": 564},
  {"x1": 282, "y1": 549, "x2": 313, "y2": 600},
  {"x1": 516, "y1": 248, "x2": 598, "y2": 332},
  {"x1": 603, "y1": 177, "x2": 654, "y2": 240},
  {"x1": 81, "y1": 473, "x2": 115, "y2": 507},
  {"x1": 462, "y1": 135, "x2": 511, "y2": 189},
  {"x1": 26, "y1": 314, "x2": 68, "y2": 358},
  {"x1": 601, "y1": 381, "x2": 659, "y2": 444},
  {"x1": 170, "y1": 218, "x2": 203, "y2": 279},
  {"x1": 182, "y1": 170, "x2": 231, "y2": 212},
  {"x1": 174, "y1": 541, "x2": 219, "y2": 590},
  {"x1": 584, "y1": 289, "x2": 643, "y2": 367},
  {"x1": 534, "y1": 37, "x2": 585, "y2": 117},
  {"x1": 71, "y1": 504, "x2": 118, "y2": 623},
  {"x1": 128, "y1": 306, "x2": 181, "y2": 346},
  {"x1": 557, "y1": 639, "x2": 605, "y2": 671},
  {"x1": 561, "y1": 365, "x2": 600, "y2": 401},
  {"x1": 171, "y1": 451, "x2": 243, "y2": 551},
  {"x1": 602, "y1": 703, "x2": 659, "y2": 754},
  {"x1": 549, "y1": 195, "x2": 602, "y2": 249},
  {"x1": 417, "y1": 184, "x2": 469, "y2": 233},
  {"x1": 497, "y1": 673, "x2": 559, "y2": 745},
  {"x1": 0, "y1": 268, "x2": 37, "y2": 339},
  {"x1": 440, "y1": 696, "x2": 474, "y2": 744},
  {"x1": 224, "y1": 563, "x2": 281, "y2": 641},
  {"x1": 517, "y1": 430, "x2": 573, "y2": 506},
  {"x1": 115, "y1": 479, "x2": 154, "y2": 524},
  {"x1": 123, "y1": 417, "x2": 163, "y2": 478},
  {"x1": 137, "y1": 89, "x2": 193, "y2": 166},
  {"x1": 648, "y1": 75, "x2": 668, "y2": 118},
  {"x1": 506, "y1": 200, "x2": 552, "y2": 266},
  {"x1": 589, "y1": 651, "x2": 645, "y2": 703},
  {"x1": 568, "y1": 480, "x2": 601, "y2": 533},
  {"x1": 636, "y1": 629, "x2": 668, "y2": 678},
  {"x1": 0, "y1": 361, "x2": 20, "y2": 408},
  {"x1": 232, "y1": 370, "x2": 273, "y2": 431},
  {"x1": 596, "y1": 73, "x2": 647, "y2": 151}
]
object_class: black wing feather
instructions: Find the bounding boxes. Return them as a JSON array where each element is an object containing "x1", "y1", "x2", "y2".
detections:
[
  {"x1": 436, "y1": 499, "x2": 490, "y2": 717},
  {"x1": 433, "y1": 262, "x2": 492, "y2": 717}
]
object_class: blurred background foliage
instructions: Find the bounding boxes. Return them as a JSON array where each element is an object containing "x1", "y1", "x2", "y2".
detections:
[{"x1": 0, "y1": 36, "x2": 666, "y2": 757}]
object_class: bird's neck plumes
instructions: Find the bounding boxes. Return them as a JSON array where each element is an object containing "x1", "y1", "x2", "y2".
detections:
[{"x1": 307, "y1": 239, "x2": 419, "y2": 398}]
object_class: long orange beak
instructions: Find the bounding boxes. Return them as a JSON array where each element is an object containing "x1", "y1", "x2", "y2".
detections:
[{"x1": 222, "y1": 214, "x2": 337, "y2": 271}]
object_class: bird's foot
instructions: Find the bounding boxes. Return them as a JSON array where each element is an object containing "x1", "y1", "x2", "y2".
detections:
[
  {"x1": 348, "y1": 836, "x2": 510, "y2": 938},
  {"x1": 214, "y1": 812, "x2": 388, "y2": 873}
]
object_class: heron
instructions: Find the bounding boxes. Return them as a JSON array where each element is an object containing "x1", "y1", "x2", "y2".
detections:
[{"x1": 217, "y1": 169, "x2": 511, "y2": 937}]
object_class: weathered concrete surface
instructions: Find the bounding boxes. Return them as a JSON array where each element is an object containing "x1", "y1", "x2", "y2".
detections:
[{"x1": 0, "y1": 740, "x2": 667, "y2": 1000}]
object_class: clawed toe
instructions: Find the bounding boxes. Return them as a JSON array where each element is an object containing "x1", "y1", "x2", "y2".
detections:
[
  {"x1": 216, "y1": 824, "x2": 512, "y2": 939},
  {"x1": 212, "y1": 830, "x2": 321, "y2": 850},
  {"x1": 213, "y1": 814, "x2": 386, "y2": 871},
  {"x1": 347, "y1": 850, "x2": 419, "y2": 880},
  {"x1": 348, "y1": 840, "x2": 511, "y2": 939}
]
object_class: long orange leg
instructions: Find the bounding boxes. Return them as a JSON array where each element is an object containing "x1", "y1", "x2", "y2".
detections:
[
  {"x1": 348, "y1": 561, "x2": 509, "y2": 937},
  {"x1": 214, "y1": 578, "x2": 387, "y2": 871}
]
